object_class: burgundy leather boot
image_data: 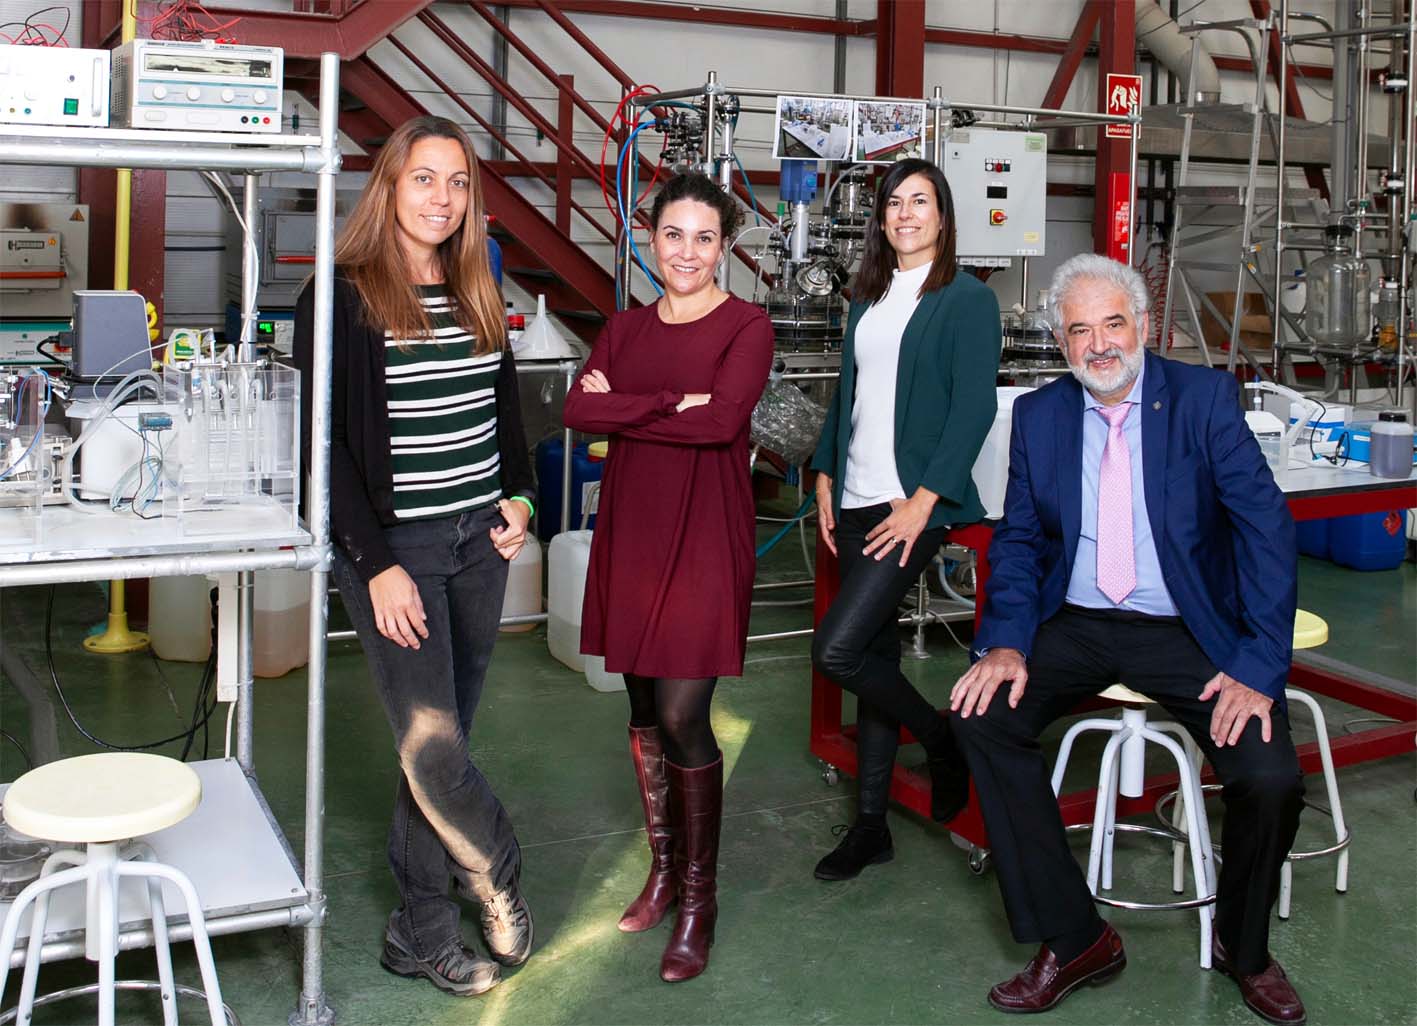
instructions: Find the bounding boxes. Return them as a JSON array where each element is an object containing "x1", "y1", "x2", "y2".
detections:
[
  {"x1": 618, "y1": 726, "x2": 677, "y2": 933},
  {"x1": 660, "y1": 754, "x2": 723, "y2": 983}
]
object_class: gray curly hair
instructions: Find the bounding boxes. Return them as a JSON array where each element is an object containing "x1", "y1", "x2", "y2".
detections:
[{"x1": 1046, "y1": 253, "x2": 1150, "y2": 336}]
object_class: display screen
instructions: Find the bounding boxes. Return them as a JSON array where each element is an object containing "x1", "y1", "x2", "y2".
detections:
[
  {"x1": 987, "y1": 185, "x2": 1008, "y2": 199},
  {"x1": 144, "y1": 53, "x2": 273, "y2": 79}
]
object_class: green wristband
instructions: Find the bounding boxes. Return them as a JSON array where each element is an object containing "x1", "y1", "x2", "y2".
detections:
[{"x1": 509, "y1": 495, "x2": 535, "y2": 518}]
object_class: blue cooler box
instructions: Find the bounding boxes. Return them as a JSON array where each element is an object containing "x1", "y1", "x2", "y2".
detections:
[
  {"x1": 1333, "y1": 423, "x2": 1417, "y2": 465},
  {"x1": 1327, "y1": 510, "x2": 1408, "y2": 571},
  {"x1": 1295, "y1": 519, "x2": 1330, "y2": 560},
  {"x1": 535, "y1": 438, "x2": 602, "y2": 541}
]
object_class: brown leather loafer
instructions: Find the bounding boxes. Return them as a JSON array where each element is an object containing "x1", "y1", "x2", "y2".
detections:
[
  {"x1": 988, "y1": 924, "x2": 1126, "y2": 1014},
  {"x1": 1213, "y1": 940, "x2": 1307, "y2": 1025}
]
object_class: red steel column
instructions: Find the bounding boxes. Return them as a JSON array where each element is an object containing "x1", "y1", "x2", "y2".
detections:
[
  {"x1": 1041, "y1": 3, "x2": 1102, "y2": 110},
  {"x1": 78, "y1": 0, "x2": 165, "y2": 319},
  {"x1": 1093, "y1": 0, "x2": 1135, "y2": 254},
  {"x1": 876, "y1": 0, "x2": 925, "y2": 98},
  {"x1": 556, "y1": 74, "x2": 574, "y2": 234}
]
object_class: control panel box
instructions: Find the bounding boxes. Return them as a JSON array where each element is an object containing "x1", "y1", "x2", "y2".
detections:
[
  {"x1": 0, "y1": 321, "x2": 68, "y2": 366},
  {"x1": 0, "y1": 44, "x2": 111, "y2": 128},
  {"x1": 942, "y1": 129, "x2": 1048, "y2": 260},
  {"x1": 111, "y1": 39, "x2": 283, "y2": 132}
]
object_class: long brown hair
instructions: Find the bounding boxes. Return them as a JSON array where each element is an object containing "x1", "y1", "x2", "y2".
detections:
[
  {"x1": 335, "y1": 116, "x2": 505, "y2": 353},
  {"x1": 852, "y1": 158, "x2": 958, "y2": 306}
]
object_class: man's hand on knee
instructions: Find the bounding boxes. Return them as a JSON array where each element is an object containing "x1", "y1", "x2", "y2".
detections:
[
  {"x1": 951, "y1": 648, "x2": 1029, "y2": 718},
  {"x1": 1199, "y1": 671, "x2": 1273, "y2": 747}
]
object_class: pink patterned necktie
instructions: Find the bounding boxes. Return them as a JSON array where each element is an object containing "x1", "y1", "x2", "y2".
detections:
[{"x1": 1095, "y1": 403, "x2": 1136, "y2": 605}]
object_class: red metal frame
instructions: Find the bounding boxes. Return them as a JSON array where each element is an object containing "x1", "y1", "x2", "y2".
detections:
[
  {"x1": 1040, "y1": 3, "x2": 1102, "y2": 109},
  {"x1": 875, "y1": 0, "x2": 924, "y2": 99},
  {"x1": 1092, "y1": 0, "x2": 1136, "y2": 255},
  {"x1": 206, "y1": 0, "x2": 434, "y2": 58},
  {"x1": 1249, "y1": 0, "x2": 1331, "y2": 200},
  {"x1": 79, "y1": 1, "x2": 166, "y2": 322},
  {"x1": 306, "y1": 52, "x2": 618, "y2": 336},
  {"x1": 808, "y1": 482, "x2": 1417, "y2": 847}
]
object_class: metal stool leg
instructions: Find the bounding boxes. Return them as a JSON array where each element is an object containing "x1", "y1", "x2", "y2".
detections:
[
  {"x1": 126, "y1": 844, "x2": 179, "y2": 1026},
  {"x1": 1284, "y1": 688, "x2": 1351, "y2": 909},
  {"x1": 117, "y1": 861, "x2": 226, "y2": 1026},
  {"x1": 92, "y1": 849, "x2": 120, "y2": 1026},
  {"x1": 1086, "y1": 729, "x2": 1129, "y2": 892},
  {"x1": 15, "y1": 849, "x2": 86, "y2": 1026},
  {"x1": 2, "y1": 863, "x2": 91, "y2": 1026},
  {"x1": 1051, "y1": 717, "x2": 1123, "y2": 796},
  {"x1": 1143, "y1": 725, "x2": 1215, "y2": 968},
  {"x1": 1100, "y1": 753, "x2": 1122, "y2": 891}
]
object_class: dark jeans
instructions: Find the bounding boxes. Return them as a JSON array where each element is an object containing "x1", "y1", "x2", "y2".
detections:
[
  {"x1": 811, "y1": 503, "x2": 949, "y2": 817},
  {"x1": 335, "y1": 505, "x2": 520, "y2": 958},
  {"x1": 950, "y1": 605, "x2": 1304, "y2": 976}
]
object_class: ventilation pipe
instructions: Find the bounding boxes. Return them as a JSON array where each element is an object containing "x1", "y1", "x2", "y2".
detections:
[{"x1": 1136, "y1": 0, "x2": 1222, "y2": 104}]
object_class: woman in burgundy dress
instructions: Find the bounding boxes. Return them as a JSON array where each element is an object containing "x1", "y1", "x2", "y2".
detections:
[{"x1": 562, "y1": 172, "x2": 773, "y2": 983}]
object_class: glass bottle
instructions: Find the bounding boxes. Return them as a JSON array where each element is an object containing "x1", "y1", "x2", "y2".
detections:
[{"x1": 1305, "y1": 224, "x2": 1372, "y2": 347}]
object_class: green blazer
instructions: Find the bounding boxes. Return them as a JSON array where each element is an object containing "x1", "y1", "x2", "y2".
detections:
[{"x1": 810, "y1": 271, "x2": 1003, "y2": 530}]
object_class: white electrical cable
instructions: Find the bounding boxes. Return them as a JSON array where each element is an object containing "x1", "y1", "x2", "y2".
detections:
[
  {"x1": 202, "y1": 171, "x2": 261, "y2": 353},
  {"x1": 223, "y1": 701, "x2": 236, "y2": 761}
]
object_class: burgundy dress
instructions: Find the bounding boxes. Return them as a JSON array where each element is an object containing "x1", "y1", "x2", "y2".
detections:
[{"x1": 562, "y1": 297, "x2": 775, "y2": 678}]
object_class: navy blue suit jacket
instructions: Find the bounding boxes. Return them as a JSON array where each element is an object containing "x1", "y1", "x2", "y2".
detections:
[{"x1": 974, "y1": 351, "x2": 1298, "y2": 700}]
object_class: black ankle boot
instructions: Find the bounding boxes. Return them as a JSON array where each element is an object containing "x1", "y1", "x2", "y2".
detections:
[
  {"x1": 923, "y1": 719, "x2": 971, "y2": 823},
  {"x1": 814, "y1": 823, "x2": 894, "y2": 881}
]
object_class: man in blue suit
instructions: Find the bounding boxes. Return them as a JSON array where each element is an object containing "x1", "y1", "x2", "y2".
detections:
[{"x1": 950, "y1": 254, "x2": 1306, "y2": 1025}]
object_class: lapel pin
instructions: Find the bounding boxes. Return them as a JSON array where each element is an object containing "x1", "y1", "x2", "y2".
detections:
[{"x1": 1152, "y1": 400, "x2": 1162, "y2": 411}]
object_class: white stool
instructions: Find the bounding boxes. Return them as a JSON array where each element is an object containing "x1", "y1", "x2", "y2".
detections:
[
  {"x1": 1051, "y1": 684, "x2": 1218, "y2": 968},
  {"x1": 0, "y1": 753, "x2": 227, "y2": 1026},
  {"x1": 1160, "y1": 610, "x2": 1351, "y2": 920}
]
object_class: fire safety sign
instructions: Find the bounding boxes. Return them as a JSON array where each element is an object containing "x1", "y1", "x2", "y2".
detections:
[{"x1": 1105, "y1": 73, "x2": 1142, "y2": 139}]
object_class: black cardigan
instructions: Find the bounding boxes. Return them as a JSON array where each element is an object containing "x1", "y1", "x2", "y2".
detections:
[{"x1": 293, "y1": 274, "x2": 535, "y2": 584}]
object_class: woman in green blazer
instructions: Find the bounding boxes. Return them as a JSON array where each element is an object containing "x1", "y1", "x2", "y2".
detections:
[{"x1": 808, "y1": 158, "x2": 1002, "y2": 881}]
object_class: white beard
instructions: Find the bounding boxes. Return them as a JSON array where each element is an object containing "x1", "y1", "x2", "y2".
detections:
[{"x1": 1069, "y1": 343, "x2": 1144, "y2": 397}]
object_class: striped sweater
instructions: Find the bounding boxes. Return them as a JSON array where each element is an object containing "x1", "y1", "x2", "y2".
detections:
[{"x1": 385, "y1": 286, "x2": 503, "y2": 520}]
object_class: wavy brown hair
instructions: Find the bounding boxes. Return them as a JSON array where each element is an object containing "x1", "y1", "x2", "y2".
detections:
[
  {"x1": 852, "y1": 158, "x2": 958, "y2": 307},
  {"x1": 334, "y1": 116, "x2": 505, "y2": 353}
]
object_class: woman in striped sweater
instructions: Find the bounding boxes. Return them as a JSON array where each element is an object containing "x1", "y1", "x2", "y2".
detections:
[{"x1": 294, "y1": 116, "x2": 533, "y2": 998}]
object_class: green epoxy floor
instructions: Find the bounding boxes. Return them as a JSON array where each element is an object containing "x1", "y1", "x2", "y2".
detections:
[{"x1": 1, "y1": 536, "x2": 1414, "y2": 1026}]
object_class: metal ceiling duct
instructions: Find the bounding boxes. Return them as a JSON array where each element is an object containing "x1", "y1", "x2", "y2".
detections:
[{"x1": 1136, "y1": 0, "x2": 1222, "y2": 104}]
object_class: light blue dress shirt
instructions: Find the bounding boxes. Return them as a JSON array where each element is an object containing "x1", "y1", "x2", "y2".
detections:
[{"x1": 1065, "y1": 361, "x2": 1179, "y2": 616}]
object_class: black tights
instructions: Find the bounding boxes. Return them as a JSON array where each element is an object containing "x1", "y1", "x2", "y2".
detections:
[{"x1": 625, "y1": 674, "x2": 719, "y2": 768}]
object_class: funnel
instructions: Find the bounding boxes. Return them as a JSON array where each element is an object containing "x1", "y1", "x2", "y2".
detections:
[{"x1": 515, "y1": 294, "x2": 577, "y2": 360}]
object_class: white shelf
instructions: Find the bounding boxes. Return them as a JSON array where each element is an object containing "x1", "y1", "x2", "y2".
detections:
[
  {"x1": 0, "y1": 501, "x2": 310, "y2": 565},
  {"x1": 0, "y1": 760, "x2": 308, "y2": 951}
]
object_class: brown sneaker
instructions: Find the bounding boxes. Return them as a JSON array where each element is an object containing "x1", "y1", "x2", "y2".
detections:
[
  {"x1": 1213, "y1": 939, "x2": 1307, "y2": 1025},
  {"x1": 987, "y1": 923, "x2": 1126, "y2": 1014}
]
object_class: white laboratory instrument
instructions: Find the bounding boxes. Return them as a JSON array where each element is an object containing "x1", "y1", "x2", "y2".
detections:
[
  {"x1": 0, "y1": 43, "x2": 111, "y2": 128},
  {"x1": 1244, "y1": 381, "x2": 1322, "y2": 486},
  {"x1": 111, "y1": 39, "x2": 283, "y2": 133}
]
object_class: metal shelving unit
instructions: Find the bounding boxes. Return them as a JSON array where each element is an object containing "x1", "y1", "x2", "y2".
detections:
[{"x1": 0, "y1": 52, "x2": 341, "y2": 1026}]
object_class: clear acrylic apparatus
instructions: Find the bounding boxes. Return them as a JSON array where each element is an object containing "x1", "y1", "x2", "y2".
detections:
[
  {"x1": 0, "y1": 368, "x2": 51, "y2": 547},
  {"x1": 160, "y1": 360, "x2": 300, "y2": 536}
]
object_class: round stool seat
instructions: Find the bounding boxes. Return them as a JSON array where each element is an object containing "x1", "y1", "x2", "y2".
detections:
[
  {"x1": 1099, "y1": 683, "x2": 1152, "y2": 705},
  {"x1": 3, "y1": 753, "x2": 201, "y2": 844},
  {"x1": 1293, "y1": 609, "x2": 1328, "y2": 651}
]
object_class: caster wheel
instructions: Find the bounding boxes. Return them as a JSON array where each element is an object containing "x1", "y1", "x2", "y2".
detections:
[
  {"x1": 968, "y1": 846, "x2": 992, "y2": 876},
  {"x1": 820, "y1": 763, "x2": 840, "y2": 787}
]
